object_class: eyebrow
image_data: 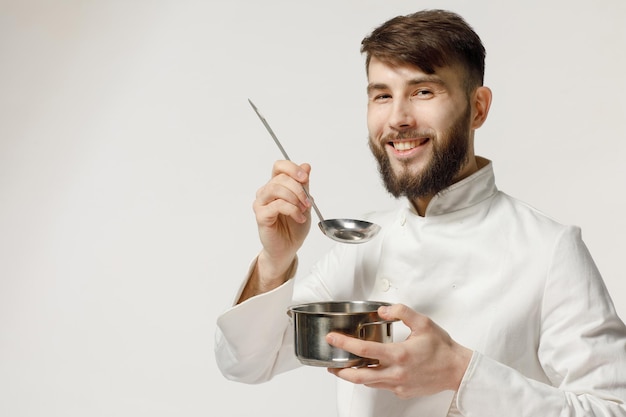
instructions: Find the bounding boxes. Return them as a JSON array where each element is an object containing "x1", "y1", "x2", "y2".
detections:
[{"x1": 367, "y1": 76, "x2": 446, "y2": 95}]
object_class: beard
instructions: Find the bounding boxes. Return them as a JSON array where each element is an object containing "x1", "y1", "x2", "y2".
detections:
[{"x1": 369, "y1": 104, "x2": 472, "y2": 200}]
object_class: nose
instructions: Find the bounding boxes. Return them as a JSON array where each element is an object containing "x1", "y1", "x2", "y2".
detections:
[{"x1": 388, "y1": 98, "x2": 416, "y2": 130}]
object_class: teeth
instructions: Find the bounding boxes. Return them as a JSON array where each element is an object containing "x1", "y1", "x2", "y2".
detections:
[{"x1": 393, "y1": 140, "x2": 420, "y2": 151}]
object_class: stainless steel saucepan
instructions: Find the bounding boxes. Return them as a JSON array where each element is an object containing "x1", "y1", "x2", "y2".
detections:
[{"x1": 288, "y1": 301, "x2": 397, "y2": 368}]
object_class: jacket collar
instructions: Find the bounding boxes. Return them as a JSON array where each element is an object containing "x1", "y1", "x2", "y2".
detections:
[{"x1": 409, "y1": 156, "x2": 498, "y2": 217}]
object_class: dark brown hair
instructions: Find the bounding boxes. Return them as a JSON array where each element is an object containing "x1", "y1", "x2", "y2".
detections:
[{"x1": 361, "y1": 9, "x2": 485, "y2": 92}]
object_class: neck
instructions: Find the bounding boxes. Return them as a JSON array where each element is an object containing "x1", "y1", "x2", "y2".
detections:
[{"x1": 411, "y1": 195, "x2": 433, "y2": 217}]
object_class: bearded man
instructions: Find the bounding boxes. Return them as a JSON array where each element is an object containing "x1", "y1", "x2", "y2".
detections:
[{"x1": 215, "y1": 9, "x2": 626, "y2": 417}]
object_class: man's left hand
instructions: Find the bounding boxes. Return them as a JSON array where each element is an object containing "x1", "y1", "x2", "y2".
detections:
[{"x1": 326, "y1": 303, "x2": 472, "y2": 398}]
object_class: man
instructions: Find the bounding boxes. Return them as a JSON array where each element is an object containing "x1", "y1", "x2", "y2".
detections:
[{"x1": 215, "y1": 9, "x2": 626, "y2": 416}]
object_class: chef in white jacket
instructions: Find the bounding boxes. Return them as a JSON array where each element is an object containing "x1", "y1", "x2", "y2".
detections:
[{"x1": 215, "y1": 9, "x2": 626, "y2": 417}]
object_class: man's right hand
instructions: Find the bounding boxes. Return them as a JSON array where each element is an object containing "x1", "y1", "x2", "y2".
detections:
[{"x1": 239, "y1": 160, "x2": 312, "y2": 301}]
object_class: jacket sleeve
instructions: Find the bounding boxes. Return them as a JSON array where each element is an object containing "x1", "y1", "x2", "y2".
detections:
[
  {"x1": 213, "y1": 243, "x2": 353, "y2": 384},
  {"x1": 214, "y1": 259, "x2": 301, "y2": 384},
  {"x1": 456, "y1": 226, "x2": 626, "y2": 416}
]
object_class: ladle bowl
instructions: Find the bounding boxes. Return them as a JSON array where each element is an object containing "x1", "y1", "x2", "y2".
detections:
[
  {"x1": 319, "y1": 219, "x2": 381, "y2": 244},
  {"x1": 248, "y1": 99, "x2": 381, "y2": 244}
]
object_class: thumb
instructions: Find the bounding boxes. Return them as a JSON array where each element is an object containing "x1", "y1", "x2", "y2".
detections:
[{"x1": 379, "y1": 303, "x2": 427, "y2": 333}]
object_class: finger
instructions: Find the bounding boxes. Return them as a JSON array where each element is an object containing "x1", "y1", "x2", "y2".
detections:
[
  {"x1": 254, "y1": 200, "x2": 304, "y2": 226},
  {"x1": 327, "y1": 363, "x2": 387, "y2": 386},
  {"x1": 256, "y1": 176, "x2": 309, "y2": 209},
  {"x1": 255, "y1": 166, "x2": 314, "y2": 219},
  {"x1": 271, "y1": 160, "x2": 310, "y2": 186},
  {"x1": 325, "y1": 332, "x2": 388, "y2": 363},
  {"x1": 264, "y1": 162, "x2": 312, "y2": 208},
  {"x1": 254, "y1": 183, "x2": 310, "y2": 225},
  {"x1": 379, "y1": 303, "x2": 430, "y2": 334}
]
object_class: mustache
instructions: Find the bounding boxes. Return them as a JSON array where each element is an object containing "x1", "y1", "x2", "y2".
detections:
[{"x1": 380, "y1": 129, "x2": 436, "y2": 142}]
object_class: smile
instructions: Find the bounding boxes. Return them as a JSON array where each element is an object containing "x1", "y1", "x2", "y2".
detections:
[{"x1": 390, "y1": 138, "x2": 429, "y2": 151}]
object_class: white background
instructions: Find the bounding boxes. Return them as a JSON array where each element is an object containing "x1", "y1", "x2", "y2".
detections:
[{"x1": 1, "y1": 1, "x2": 625, "y2": 416}]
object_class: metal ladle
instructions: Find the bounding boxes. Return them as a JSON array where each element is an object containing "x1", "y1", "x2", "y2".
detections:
[{"x1": 248, "y1": 99, "x2": 381, "y2": 244}]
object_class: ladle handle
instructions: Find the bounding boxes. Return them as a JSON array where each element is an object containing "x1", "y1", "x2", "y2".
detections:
[{"x1": 248, "y1": 99, "x2": 326, "y2": 223}]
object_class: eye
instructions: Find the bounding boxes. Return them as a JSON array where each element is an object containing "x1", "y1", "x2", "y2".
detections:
[
  {"x1": 373, "y1": 93, "x2": 392, "y2": 102},
  {"x1": 412, "y1": 89, "x2": 433, "y2": 99}
]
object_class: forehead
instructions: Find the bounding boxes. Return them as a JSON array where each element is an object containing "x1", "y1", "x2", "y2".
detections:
[{"x1": 367, "y1": 57, "x2": 465, "y2": 91}]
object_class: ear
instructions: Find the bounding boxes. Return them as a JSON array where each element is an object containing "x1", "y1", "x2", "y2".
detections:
[{"x1": 470, "y1": 86, "x2": 492, "y2": 129}]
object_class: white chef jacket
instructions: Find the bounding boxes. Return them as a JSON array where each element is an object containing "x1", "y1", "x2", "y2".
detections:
[{"x1": 215, "y1": 159, "x2": 626, "y2": 417}]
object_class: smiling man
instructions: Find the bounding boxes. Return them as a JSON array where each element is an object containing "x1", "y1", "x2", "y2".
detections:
[
  {"x1": 215, "y1": 10, "x2": 626, "y2": 417},
  {"x1": 366, "y1": 57, "x2": 489, "y2": 215}
]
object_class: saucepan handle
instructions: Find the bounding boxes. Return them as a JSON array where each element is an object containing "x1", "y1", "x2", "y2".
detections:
[{"x1": 357, "y1": 319, "x2": 398, "y2": 340}]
